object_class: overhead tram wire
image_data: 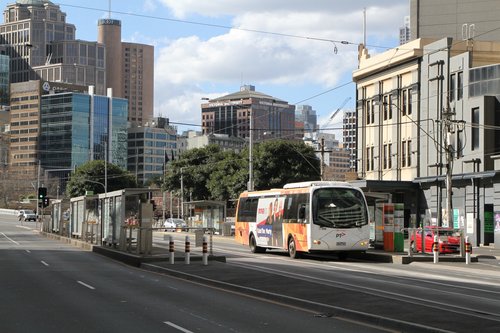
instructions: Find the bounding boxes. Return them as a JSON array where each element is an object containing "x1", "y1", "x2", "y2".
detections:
[
  {"x1": 57, "y1": 2, "x2": 500, "y2": 54},
  {"x1": 57, "y1": 3, "x2": 357, "y2": 48}
]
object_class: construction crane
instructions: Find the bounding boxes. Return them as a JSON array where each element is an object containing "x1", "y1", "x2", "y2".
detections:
[{"x1": 322, "y1": 97, "x2": 351, "y2": 130}]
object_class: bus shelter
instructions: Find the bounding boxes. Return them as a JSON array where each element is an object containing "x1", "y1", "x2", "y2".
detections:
[
  {"x1": 186, "y1": 200, "x2": 226, "y2": 234},
  {"x1": 48, "y1": 198, "x2": 70, "y2": 236},
  {"x1": 99, "y1": 188, "x2": 152, "y2": 248},
  {"x1": 69, "y1": 194, "x2": 99, "y2": 243}
]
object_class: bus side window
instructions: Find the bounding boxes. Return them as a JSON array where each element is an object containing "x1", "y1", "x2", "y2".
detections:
[{"x1": 298, "y1": 203, "x2": 309, "y2": 223}]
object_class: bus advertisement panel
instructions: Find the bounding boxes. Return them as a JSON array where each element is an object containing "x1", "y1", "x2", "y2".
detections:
[{"x1": 235, "y1": 181, "x2": 370, "y2": 259}]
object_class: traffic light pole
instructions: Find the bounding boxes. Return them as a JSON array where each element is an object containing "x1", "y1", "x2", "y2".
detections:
[{"x1": 36, "y1": 160, "x2": 41, "y2": 217}]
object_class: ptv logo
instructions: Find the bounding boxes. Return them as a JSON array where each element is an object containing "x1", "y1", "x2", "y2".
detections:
[{"x1": 336, "y1": 232, "x2": 346, "y2": 238}]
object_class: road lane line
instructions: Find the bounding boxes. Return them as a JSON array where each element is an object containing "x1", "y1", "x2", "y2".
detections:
[
  {"x1": 163, "y1": 321, "x2": 193, "y2": 333},
  {"x1": 41, "y1": 261, "x2": 49, "y2": 267},
  {"x1": 77, "y1": 281, "x2": 95, "y2": 290},
  {"x1": 1, "y1": 232, "x2": 20, "y2": 245},
  {"x1": 25, "y1": 250, "x2": 31, "y2": 253}
]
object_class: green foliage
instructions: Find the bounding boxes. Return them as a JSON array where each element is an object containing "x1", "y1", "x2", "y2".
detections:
[
  {"x1": 163, "y1": 140, "x2": 321, "y2": 203},
  {"x1": 66, "y1": 160, "x2": 139, "y2": 197},
  {"x1": 252, "y1": 140, "x2": 321, "y2": 190}
]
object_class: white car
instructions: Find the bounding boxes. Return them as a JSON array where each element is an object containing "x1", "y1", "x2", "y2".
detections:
[
  {"x1": 163, "y1": 218, "x2": 177, "y2": 231},
  {"x1": 18, "y1": 209, "x2": 37, "y2": 221},
  {"x1": 163, "y1": 218, "x2": 187, "y2": 231}
]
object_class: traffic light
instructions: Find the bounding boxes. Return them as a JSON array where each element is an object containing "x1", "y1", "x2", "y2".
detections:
[
  {"x1": 42, "y1": 197, "x2": 50, "y2": 208},
  {"x1": 38, "y1": 187, "x2": 47, "y2": 200}
]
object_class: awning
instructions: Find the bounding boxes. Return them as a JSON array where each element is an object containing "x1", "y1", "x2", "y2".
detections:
[{"x1": 413, "y1": 171, "x2": 497, "y2": 184}]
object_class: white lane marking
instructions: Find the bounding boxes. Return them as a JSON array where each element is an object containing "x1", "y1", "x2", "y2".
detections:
[
  {"x1": 77, "y1": 281, "x2": 95, "y2": 290},
  {"x1": 16, "y1": 225, "x2": 31, "y2": 230},
  {"x1": 163, "y1": 321, "x2": 193, "y2": 333},
  {"x1": 1, "y1": 232, "x2": 20, "y2": 245},
  {"x1": 25, "y1": 250, "x2": 31, "y2": 253},
  {"x1": 41, "y1": 261, "x2": 49, "y2": 267}
]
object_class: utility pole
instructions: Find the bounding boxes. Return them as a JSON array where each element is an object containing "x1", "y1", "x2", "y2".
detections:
[
  {"x1": 443, "y1": 105, "x2": 455, "y2": 228},
  {"x1": 441, "y1": 99, "x2": 465, "y2": 228},
  {"x1": 316, "y1": 137, "x2": 333, "y2": 181},
  {"x1": 248, "y1": 109, "x2": 254, "y2": 191}
]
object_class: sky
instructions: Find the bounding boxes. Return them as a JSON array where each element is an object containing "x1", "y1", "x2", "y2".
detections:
[{"x1": 2, "y1": 0, "x2": 409, "y2": 138}]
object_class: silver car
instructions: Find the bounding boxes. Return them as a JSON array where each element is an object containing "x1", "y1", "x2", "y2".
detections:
[
  {"x1": 19, "y1": 209, "x2": 37, "y2": 222},
  {"x1": 163, "y1": 218, "x2": 187, "y2": 231}
]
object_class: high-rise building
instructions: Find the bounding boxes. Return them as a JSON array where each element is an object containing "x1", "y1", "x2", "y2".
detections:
[
  {"x1": 8, "y1": 80, "x2": 42, "y2": 179},
  {"x1": 97, "y1": 19, "x2": 122, "y2": 98},
  {"x1": 127, "y1": 117, "x2": 177, "y2": 185},
  {"x1": 39, "y1": 87, "x2": 128, "y2": 176},
  {"x1": 201, "y1": 85, "x2": 295, "y2": 141},
  {"x1": 295, "y1": 105, "x2": 318, "y2": 136},
  {"x1": 399, "y1": 16, "x2": 411, "y2": 45},
  {"x1": 98, "y1": 19, "x2": 154, "y2": 126},
  {"x1": 342, "y1": 109, "x2": 357, "y2": 171},
  {"x1": 9, "y1": 81, "x2": 91, "y2": 182},
  {"x1": 410, "y1": 0, "x2": 500, "y2": 42},
  {"x1": 0, "y1": 0, "x2": 106, "y2": 94}
]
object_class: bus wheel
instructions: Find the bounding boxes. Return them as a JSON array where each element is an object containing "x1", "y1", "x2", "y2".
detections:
[
  {"x1": 288, "y1": 237, "x2": 301, "y2": 259},
  {"x1": 249, "y1": 234, "x2": 265, "y2": 253}
]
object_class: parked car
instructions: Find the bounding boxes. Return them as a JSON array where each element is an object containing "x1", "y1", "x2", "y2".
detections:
[
  {"x1": 18, "y1": 209, "x2": 37, "y2": 222},
  {"x1": 164, "y1": 218, "x2": 188, "y2": 232},
  {"x1": 410, "y1": 227, "x2": 461, "y2": 254}
]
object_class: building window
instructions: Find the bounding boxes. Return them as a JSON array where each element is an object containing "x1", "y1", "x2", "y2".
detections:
[
  {"x1": 407, "y1": 140, "x2": 412, "y2": 166},
  {"x1": 450, "y1": 73, "x2": 456, "y2": 101},
  {"x1": 366, "y1": 146, "x2": 374, "y2": 171},
  {"x1": 402, "y1": 139, "x2": 412, "y2": 167},
  {"x1": 383, "y1": 143, "x2": 393, "y2": 169},
  {"x1": 408, "y1": 89, "x2": 412, "y2": 115},
  {"x1": 472, "y1": 107, "x2": 479, "y2": 150},
  {"x1": 383, "y1": 95, "x2": 388, "y2": 120},
  {"x1": 402, "y1": 90, "x2": 407, "y2": 116},
  {"x1": 457, "y1": 71, "x2": 463, "y2": 100}
]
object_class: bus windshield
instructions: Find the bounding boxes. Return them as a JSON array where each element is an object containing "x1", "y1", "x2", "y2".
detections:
[{"x1": 312, "y1": 188, "x2": 368, "y2": 228}]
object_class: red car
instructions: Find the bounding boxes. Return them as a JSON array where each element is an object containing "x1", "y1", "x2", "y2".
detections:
[{"x1": 410, "y1": 227, "x2": 461, "y2": 254}]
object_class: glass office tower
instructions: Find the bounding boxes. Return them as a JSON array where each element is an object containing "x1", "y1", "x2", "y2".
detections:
[{"x1": 39, "y1": 91, "x2": 128, "y2": 171}]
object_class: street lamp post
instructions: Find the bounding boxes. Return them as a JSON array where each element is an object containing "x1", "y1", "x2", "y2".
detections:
[
  {"x1": 248, "y1": 108, "x2": 254, "y2": 191},
  {"x1": 180, "y1": 167, "x2": 184, "y2": 218}
]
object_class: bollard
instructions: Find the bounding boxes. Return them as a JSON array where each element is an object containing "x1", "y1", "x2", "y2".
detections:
[
  {"x1": 169, "y1": 235, "x2": 175, "y2": 265},
  {"x1": 465, "y1": 236, "x2": 471, "y2": 265},
  {"x1": 202, "y1": 235, "x2": 208, "y2": 266},
  {"x1": 185, "y1": 235, "x2": 190, "y2": 265},
  {"x1": 433, "y1": 235, "x2": 439, "y2": 264}
]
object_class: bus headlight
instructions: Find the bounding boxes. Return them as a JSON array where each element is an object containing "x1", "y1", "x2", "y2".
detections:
[{"x1": 313, "y1": 240, "x2": 321, "y2": 245}]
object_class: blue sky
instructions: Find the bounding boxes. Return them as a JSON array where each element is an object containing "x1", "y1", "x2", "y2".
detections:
[{"x1": 3, "y1": 0, "x2": 408, "y2": 138}]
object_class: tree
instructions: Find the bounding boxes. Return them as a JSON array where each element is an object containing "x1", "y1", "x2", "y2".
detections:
[
  {"x1": 252, "y1": 140, "x2": 321, "y2": 190},
  {"x1": 206, "y1": 150, "x2": 248, "y2": 201},
  {"x1": 66, "y1": 160, "x2": 139, "y2": 197},
  {"x1": 164, "y1": 140, "x2": 321, "y2": 203},
  {"x1": 163, "y1": 145, "x2": 227, "y2": 201}
]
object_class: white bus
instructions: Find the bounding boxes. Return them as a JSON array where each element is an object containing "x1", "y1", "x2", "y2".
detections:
[{"x1": 235, "y1": 181, "x2": 370, "y2": 259}]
